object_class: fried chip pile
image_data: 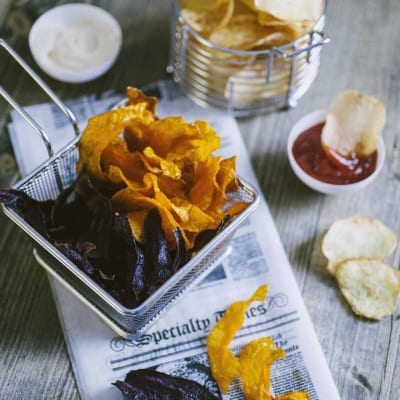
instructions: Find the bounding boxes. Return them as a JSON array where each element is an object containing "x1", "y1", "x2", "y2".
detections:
[
  {"x1": 322, "y1": 216, "x2": 400, "y2": 320},
  {"x1": 180, "y1": 0, "x2": 322, "y2": 50},
  {"x1": 78, "y1": 87, "x2": 244, "y2": 249},
  {"x1": 207, "y1": 285, "x2": 310, "y2": 399}
]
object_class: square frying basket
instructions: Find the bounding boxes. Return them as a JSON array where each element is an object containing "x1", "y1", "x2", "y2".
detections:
[{"x1": 0, "y1": 40, "x2": 259, "y2": 338}]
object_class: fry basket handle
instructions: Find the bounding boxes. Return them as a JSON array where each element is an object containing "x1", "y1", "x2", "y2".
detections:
[
  {"x1": 275, "y1": 31, "x2": 330, "y2": 59},
  {"x1": 0, "y1": 39, "x2": 80, "y2": 157}
]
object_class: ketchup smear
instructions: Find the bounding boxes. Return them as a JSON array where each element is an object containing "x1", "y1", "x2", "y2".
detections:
[{"x1": 292, "y1": 122, "x2": 377, "y2": 185}]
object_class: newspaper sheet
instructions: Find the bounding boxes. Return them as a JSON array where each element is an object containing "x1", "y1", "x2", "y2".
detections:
[{"x1": 8, "y1": 81, "x2": 340, "y2": 400}]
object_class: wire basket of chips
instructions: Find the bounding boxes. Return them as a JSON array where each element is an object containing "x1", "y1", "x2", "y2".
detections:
[
  {"x1": 0, "y1": 40, "x2": 259, "y2": 338},
  {"x1": 169, "y1": 0, "x2": 329, "y2": 117}
]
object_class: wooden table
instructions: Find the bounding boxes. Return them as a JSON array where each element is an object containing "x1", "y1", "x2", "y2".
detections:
[{"x1": 1, "y1": 1, "x2": 399, "y2": 399}]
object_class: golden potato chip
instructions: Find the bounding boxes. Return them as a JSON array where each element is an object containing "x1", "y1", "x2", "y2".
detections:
[
  {"x1": 207, "y1": 285, "x2": 268, "y2": 393},
  {"x1": 127, "y1": 210, "x2": 148, "y2": 242},
  {"x1": 274, "y1": 393, "x2": 311, "y2": 400},
  {"x1": 257, "y1": 11, "x2": 311, "y2": 40},
  {"x1": 239, "y1": 337, "x2": 286, "y2": 399},
  {"x1": 335, "y1": 258, "x2": 400, "y2": 320},
  {"x1": 115, "y1": 187, "x2": 186, "y2": 245},
  {"x1": 180, "y1": 0, "x2": 234, "y2": 34},
  {"x1": 143, "y1": 146, "x2": 182, "y2": 179},
  {"x1": 126, "y1": 86, "x2": 158, "y2": 113},
  {"x1": 135, "y1": 117, "x2": 220, "y2": 161},
  {"x1": 238, "y1": 0, "x2": 256, "y2": 11},
  {"x1": 254, "y1": 0, "x2": 323, "y2": 23},
  {"x1": 190, "y1": 156, "x2": 221, "y2": 210},
  {"x1": 208, "y1": 14, "x2": 288, "y2": 50},
  {"x1": 321, "y1": 89, "x2": 386, "y2": 157},
  {"x1": 113, "y1": 172, "x2": 218, "y2": 248},
  {"x1": 226, "y1": 201, "x2": 249, "y2": 217},
  {"x1": 239, "y1": 337, "x2": 310, "y2": 400},
  {"x1": 156, "y1": 175, "x2": 186, "y2": 199},
  {"x1": 102, "y1": 140, "x2": 160, "y2": 183},
  {"x1": 78, "y1": 106, "x2": 148, "y2": 181},
  {"x1": 321, "y1": 216, "x2": 397, "y2": 275},
  {"x1": 225, "y1": 64, "x2": 288, "y2": 106},
  {"x1": 234, "y1": 0, "x2": 255, "y2": 15}
]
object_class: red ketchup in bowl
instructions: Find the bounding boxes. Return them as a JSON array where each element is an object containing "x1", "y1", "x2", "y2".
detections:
[{"x1": 292, "y1": 122, "x2": 378, "y2": 185}]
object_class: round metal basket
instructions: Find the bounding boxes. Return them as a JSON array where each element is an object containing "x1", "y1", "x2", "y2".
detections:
[{"x1": 169, "y1": 0, "x2": 329, "y2": 117}]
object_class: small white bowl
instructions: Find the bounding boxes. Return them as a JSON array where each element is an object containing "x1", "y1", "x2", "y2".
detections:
[
  {"x1": 29, "y1": 4, "x2": 122, "y2": 83},
  {"x1": 287, "y1": 109, "x2": 385, "y2": 195}
]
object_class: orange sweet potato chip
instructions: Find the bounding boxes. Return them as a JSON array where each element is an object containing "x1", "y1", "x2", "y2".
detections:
[
  {"x1": 239, "y1": 337, "x2": 285, "y2": 399},
  {"x1": 273, "y1": 393, "x2": 310, "y2": 400},
  {"x1": 126, "y1": 86, "x2": 158, "y2": 113},
  {"x1": 190, "y1": 156, "x2": 222, "y2": 210},
  {"x1": 207, "y1": 284, "x2": 311, "y2": 400},
  {"x1": 78, "y1": 87, "x2": 248, "y2": 250},
  {"x1": 78, "y1": 105, "x2": 155, "y2": 181},
  {"x1": 207, "y1": 285, "x2": 268, "y2": 393}
]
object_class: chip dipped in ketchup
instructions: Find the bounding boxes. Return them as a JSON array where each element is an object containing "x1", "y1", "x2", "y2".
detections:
[
  {"x1": 292, "y1": 121, "x2": 378, "y2": 185},
  {"x1": 287, "y1": 109, "x2": 385, "y2": 195}
]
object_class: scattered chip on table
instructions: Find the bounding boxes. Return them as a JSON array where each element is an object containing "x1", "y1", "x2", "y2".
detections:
[
  {"x1": 321, "y1": 216, "x2": 397, "y2": 275},
  {"x1": 335, "y1": 258, "x2": 400, "y2": 320}
]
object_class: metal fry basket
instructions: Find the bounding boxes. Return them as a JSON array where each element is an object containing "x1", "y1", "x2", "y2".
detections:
[
  {"x1": 0, "y1": 40, "x2": 259, "y2": 339},
  {"x1": 169, "y1": 0, "x2": 329, "y2": 117}
]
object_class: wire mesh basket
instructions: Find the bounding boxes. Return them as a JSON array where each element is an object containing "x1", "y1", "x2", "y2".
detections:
[
  {"x1": 0, "y1": 40, "x2": 259, "y2": 338},
  {"x1": 169, "y1": 0, "x2": 329, "y2": 117}
]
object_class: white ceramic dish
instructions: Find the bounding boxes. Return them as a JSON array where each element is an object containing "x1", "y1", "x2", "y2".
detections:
[
  {"x1": 29, "y1": 4, "x2": 122, "y2": 83},
  {"x1": 287, "y1": 109, "x2": 385, "y2": 195}
]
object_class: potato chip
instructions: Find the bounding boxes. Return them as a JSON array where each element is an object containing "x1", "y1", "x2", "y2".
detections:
[
  {"x1": 257, "y1": 11, "x2": 311, "y2": 40},
  {"x1": 321, "y1": 216, "x2": 397, "y2": 275},
  {"x1": 321, "y1": 89, "x2": 386, "y2": 157},
  {"x1": 225, "y1": 64, "x2": 290, "y2": 106},
  {"x1": 254, "y1": 0, "x2": 323, "y2": 23},
  {"x1": 207, "y1": 285, "x2": 268, "y2": 393},
  {"x1": 208, "y1": 14, "x2": 289, "y2": 51},
  {"x1": 335, "y1": 258, "x2": 400, "y2": 320},
  {"x1": 180, "y1": 0, "x2": 234, "y2": 34},
  {"x1": 234, "y1": 0, "x2": 255, "y2": 15},
  {"x1": 238, "y1": 0, "x2": 257, "y2": 11}
]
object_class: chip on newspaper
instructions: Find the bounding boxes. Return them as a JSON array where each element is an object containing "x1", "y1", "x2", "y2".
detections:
[{"x1": 207, "y1": 284, "x2": 310, "y2": 399}]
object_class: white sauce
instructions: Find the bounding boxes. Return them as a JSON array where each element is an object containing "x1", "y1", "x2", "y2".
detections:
[{"x1": 35, "y1": 21, "x2": 120, "y2": 72}]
